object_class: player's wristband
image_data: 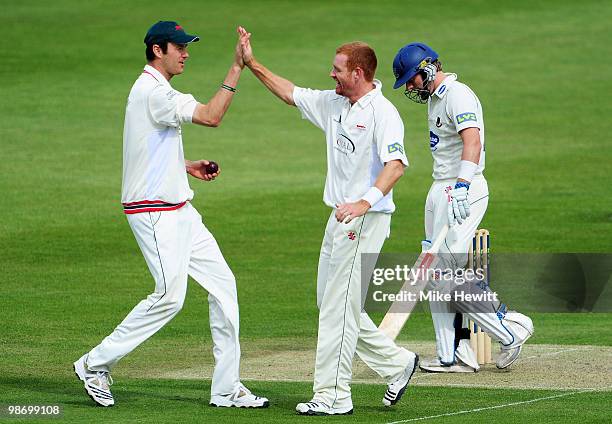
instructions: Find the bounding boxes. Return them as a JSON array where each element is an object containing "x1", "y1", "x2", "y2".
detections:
[
  {"x1": 457, "y1": 160, "x2": 478, "y2": 183},
  {"x1": 361, "y1": 187, "x2": 384, "y2": 208},
  {"x1": 221, "y1": 83, "x2": 237, "y2": 93},
  {"x1": 454, "y1": 181, "x2": 470, "y2": 190}
]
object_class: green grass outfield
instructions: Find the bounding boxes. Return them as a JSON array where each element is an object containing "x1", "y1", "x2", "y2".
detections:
[{"x1": 1, "y1": 0, "x2": 611, "y2": 422}]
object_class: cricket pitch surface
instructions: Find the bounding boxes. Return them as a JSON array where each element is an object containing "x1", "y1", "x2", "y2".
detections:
[{"x1": 128, "y1": 341, "x2": 612, "y2": 392}]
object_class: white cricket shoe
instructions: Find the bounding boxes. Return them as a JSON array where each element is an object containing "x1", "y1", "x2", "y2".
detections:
[
  {"x1": 383, "y1": 353, "x2": 419, "y2": 407},
  {"x1": 295, "y1": 401, "x2": 353, "y2": 415},
  {"x1": 419, "y1": 357, "x2": 477, "y2": 373},
  {"x1": 73, "y1": 354, "x2": 114, "y2": 407},
  {"x1": 496, "y1": 312, "x2": 534, "y2": 369},
  {"x1": 210, "y1": 383, "x2": 269, "y2": 408}
]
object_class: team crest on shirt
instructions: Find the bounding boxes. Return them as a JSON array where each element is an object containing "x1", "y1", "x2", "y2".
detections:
[
  {"x1": 456, "y1": 112, "x2": 477, "y2": 124},
  {"x1": 387, "y1": 142, "x2": 404, "y2": 154},
  {"x1": 430, "y1": 131, "x2": 440, "y2": 151},
  {"x1": 348, "y1": 231, "x2": 356, "y2": 241},
  {"x1": 335, "y1": 134, "x2": 356, "y2": 155}
]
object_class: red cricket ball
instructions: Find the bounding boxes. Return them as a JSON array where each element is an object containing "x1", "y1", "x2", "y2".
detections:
[{"x1": 205, "y1": 161, "x2": 219, "y2": 174}]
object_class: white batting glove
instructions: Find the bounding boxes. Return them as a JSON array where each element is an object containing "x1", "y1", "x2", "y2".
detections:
[
  {"x1": 421, "y1": 239, "x2": 432, "y2": 253},
  {"x1": 447, "y1": 182, "x2": 471, "y2": 226}
]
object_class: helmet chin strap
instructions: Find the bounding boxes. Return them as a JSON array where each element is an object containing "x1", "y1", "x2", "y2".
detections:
[
  {"x1": 420, "y1": 63, "x2": 438, "y2": 99},
  {"x1": 423, "y1": 63, "x2": 437, "y2": 84}
]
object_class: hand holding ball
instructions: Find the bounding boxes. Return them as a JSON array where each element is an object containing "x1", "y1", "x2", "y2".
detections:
[
  {"x1": 187, "y1": 160, "x2": 219, "y2": 181},
  {"x1": 205, "y1": 161, "x2": 219, "y2": 175}
]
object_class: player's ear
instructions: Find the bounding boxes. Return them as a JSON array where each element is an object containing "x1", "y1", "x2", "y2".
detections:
[
  {"x1": 354, "y1": 67, "x2": 363, "y2": 81},
  {"x1": 153, "y1": 44, "x2": 164, "y2": 59}
]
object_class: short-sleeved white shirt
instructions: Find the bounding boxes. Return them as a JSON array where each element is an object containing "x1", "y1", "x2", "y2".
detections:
[
  {"x1": 427, "y1": 73, "x2": 485, "y2": 180},
  {"x1": 293, "y1": 80, "x2": 408, "y2": 213},
  {"x1": 121, "y1": 65, "x2": 198, "y2": 213}
]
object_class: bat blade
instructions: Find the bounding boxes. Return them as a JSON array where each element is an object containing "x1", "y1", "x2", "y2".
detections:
[{"x1": 378, "y1": 224, "x2": 449, "y2": 340}]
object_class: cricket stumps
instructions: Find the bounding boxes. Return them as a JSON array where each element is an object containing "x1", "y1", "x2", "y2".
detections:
[{"x1": 467, "y1": 229, "x2": 493, "y2": 365}]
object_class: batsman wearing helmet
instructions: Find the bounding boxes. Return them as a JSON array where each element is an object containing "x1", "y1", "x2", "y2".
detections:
[{"x1": 392, "y1": 43, "x2": 534, "y2": 371}]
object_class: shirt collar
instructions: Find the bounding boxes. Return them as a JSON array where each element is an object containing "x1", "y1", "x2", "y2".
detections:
[
  {"x1": 354, "y1": 79, "x2": 382, "y2": 108},
  {"x1": 433, "y1": 73, "x2": 457, "y2": 99},
  {"x1": 142, "y1": 64, "x2": 170, "y2": 86}
]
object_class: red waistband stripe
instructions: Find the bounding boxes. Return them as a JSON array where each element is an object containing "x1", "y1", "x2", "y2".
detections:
[{"x1": 122, "y1": 200, "x2": 186, "y2": 214}]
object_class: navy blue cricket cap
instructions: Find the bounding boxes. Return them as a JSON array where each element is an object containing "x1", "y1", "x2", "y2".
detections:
[{"x1": 144, "y1": 21, "x2": 200, "y2": 45}]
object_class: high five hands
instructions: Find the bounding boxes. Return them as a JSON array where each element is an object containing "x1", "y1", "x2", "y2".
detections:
[{"x1": 237, "y1": 26, "x2": 253, "y2": 67}]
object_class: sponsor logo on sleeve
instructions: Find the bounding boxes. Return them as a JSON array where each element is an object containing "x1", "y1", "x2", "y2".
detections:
[
  {"x1": 387, "y1": 142, "x2": 404, "y2": 155},
  {"x1": 430, "y1": 131, "x2": 440, "y2": 151},
  {"x1": 456, "y1": 112, "x2": 477, "y2": 124}
]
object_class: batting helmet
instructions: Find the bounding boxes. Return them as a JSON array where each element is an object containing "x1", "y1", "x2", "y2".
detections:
[{"x1": 392, "y1": 43, "x2": 439, "y2": 89}]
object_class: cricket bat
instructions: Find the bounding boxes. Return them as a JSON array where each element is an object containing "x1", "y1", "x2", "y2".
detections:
[{"x1": 378, "y1": 223, "x2": 449, "y2": 340}]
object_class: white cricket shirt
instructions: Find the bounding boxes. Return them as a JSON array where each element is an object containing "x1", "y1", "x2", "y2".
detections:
[
  {"x1": 121, "y1": 65, "x2": 198, "y2": 214},
  {"x1": 293, "y1": 80, "x2": 408, "y2": 213},
  {"x1": 427, "y1": 73, "x2": 485, "y2": 180}
]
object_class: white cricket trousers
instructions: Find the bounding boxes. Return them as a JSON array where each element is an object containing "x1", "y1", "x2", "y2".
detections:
[
  {"x1": 86, "y1": 203, "x2": 241, "y2": 396},
  {"x1": 425, "y1": 175, "x2": 513, "y2": 364},
  {"x1": 313, "y1": 211, "x2": 414, "y2": 410}
]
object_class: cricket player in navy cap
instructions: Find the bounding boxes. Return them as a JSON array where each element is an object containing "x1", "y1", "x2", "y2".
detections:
[{"x1": 73, "y1": 21, "x2": 268, "y2": 409}]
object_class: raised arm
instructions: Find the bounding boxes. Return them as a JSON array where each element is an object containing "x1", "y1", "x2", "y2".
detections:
[
  {"x1": 238, "y1": 26, "x2": 296, "y2": 106},
  {"x1": 191, "y1": 31, "x2": 245, "y2": 127}
]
